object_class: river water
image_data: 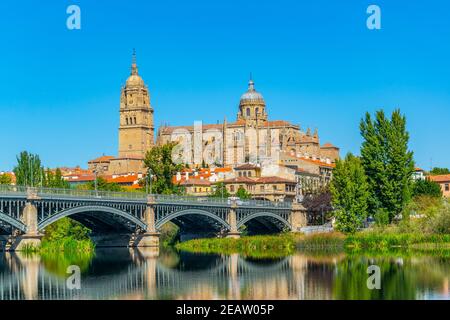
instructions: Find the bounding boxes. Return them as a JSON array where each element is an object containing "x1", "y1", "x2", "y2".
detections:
[{"x1": 0, "y1": 248, "x2": 448, "y2": 300}]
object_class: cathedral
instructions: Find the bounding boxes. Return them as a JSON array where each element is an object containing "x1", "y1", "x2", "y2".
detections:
[
  {"x1": 157, "y1": 79, "x2": 339, "y2": 167},
  {"x1": 99, "y1": 54, "x2": 339, "y2": 175}
]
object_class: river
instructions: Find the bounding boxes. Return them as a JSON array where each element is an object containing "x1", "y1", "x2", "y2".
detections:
[{"x1": 0, "y1": 248, "x2": 448, "y2": 300}]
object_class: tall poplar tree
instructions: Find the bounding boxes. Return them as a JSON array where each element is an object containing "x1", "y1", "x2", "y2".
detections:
[
  {"x1": 360, "y1": 110, "x2": 414, "y2": 223},
  {"x1": 13, "y1": 151, "x2": 44, "y2": 187}
]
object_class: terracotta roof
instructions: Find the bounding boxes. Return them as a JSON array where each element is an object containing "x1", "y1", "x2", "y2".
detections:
[
  {"x1": 429, "y1": 175, "x2": 450, "y2": 183},
  {"x1": 88, "y1": 156, "x2": 115, "y2": 163},
  {"x1": 106, "y1": 175, "x2": 140, "y2": 184},
  {"x1": 256, "y1": 176, "x2": 295, "y2": 184},
  {"x1": 65, "y1": 174, "x2": 95, "y2": 182},
  {"x1": 223, "y1": 176, "x2": 257, "y2": 184},
  {"x1": 321, "y1": 142, "x2": 338, "y2": 148},
  {"x1": 299, "y1": 157, "x2": 335, "y2": 168},
  {"x1": 180, "y1": 178, "x2": 211, "y2": 186},
  {"x1": 234, "y1": 164, "x2": 259, "y2": 170}
]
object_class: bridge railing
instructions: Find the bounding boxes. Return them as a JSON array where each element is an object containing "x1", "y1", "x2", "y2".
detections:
[{"x1": 0, "y1": 185, "x2": 292, "y2": 209}]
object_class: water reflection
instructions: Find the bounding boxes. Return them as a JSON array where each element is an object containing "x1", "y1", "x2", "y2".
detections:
[{"x1": 0, "y1": 248, "x2": 449, "y2": 300}]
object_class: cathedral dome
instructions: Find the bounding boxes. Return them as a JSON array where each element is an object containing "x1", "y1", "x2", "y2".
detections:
[
  {"x1": 126, "y1": 74, "x2": 144, "y2": 87},
  {"x1": 125, "y1": 50, "x2": 145, "y2": 88},
  {"x1": 240, "y1": 80, "x2": 265, "y2": 105}
]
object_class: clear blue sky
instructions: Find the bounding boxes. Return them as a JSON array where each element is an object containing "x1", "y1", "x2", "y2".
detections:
[{"x1": 1, "y1": 0, "x2": 449, "y2": 171}]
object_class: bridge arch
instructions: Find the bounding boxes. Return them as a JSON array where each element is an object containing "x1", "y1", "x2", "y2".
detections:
[
  {"x1": 38, "y1": 205, "x2": 147, "y2": 232},
  {"x1": 236, "y1": 211, "x2": 291, "y2": 231},
  {"x1": 155, "y1": 209, "x2": 231, "y2": 231},
  {"x1": 0, "y1": 211, "x2": 27, "y2": 233}
]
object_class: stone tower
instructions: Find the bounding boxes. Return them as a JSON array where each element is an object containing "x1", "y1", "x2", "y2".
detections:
[
  {"x1": 118, "y1": 51, "x2": 154, "y2": 158},
  {"x1": 237, "y1": 77, "x2": 268, "y2": 127}
]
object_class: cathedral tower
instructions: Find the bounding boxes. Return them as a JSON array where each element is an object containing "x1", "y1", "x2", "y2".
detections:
[
  {"x1": 237, "y1": 77, "x2": 268, "y2": 127},
  {"x1": 118, "y1": 51, "x2": 154, "y2": 158}
]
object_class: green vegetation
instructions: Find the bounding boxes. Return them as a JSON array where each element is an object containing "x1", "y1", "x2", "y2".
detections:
[
  {"x1": 412, "y1": 179, "x2": 443, "y2": 198},
  {"x1": 13, "y1": 151, "x2": 69, "y2": 188},
  {"x1": 176, "y1": 234, "x2": 296, "y2": 258},
  {"x1": 41, "y1": 218, "x2": 95, "y2": 253},
  {"x1": 143, "y1": 142, "x2": 184, "y2": 194},
  {"x1": 210, "y1": 182, "x2": 230, "y2": 198},
  {"x1": 360, "y1": 109, "x2": 415, "y2": 224},
  {"x1": 160, "y1": 222, "x2": 180, "y2": 247},
  {"x1": 236, "y1": 186, "x2": 252, "y2": 199},
  {"x1": 429, "y1": 167, "x2": 450, "y2": 175},
  {"x1": 330, "y1": 154, "x2": 369, "y2": 233},
  {"x1": 22, "y1": 218, "x2": 95, "y2": 254},
  {"x1": 0, "y1": 174, "x2": 12, "y2": 185}
]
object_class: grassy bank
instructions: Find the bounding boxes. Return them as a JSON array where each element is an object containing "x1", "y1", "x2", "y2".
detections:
[
  {"x1": 176, "y1": 232, "x2": 347, "y2": 258},
  {"x1": 176, "y1": 229, "x2": 450, "y2": 257},
  {"x1": 176, "y1": 234, "x2": 295, "y2": 258},
  {"x1": 346, "y1": 230, "x2": 450, "y2": 250}
]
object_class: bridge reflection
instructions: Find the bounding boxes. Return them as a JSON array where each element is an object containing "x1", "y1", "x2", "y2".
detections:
[{"x1": 0, "y1": 249, "x2": 344, "y2": 300}]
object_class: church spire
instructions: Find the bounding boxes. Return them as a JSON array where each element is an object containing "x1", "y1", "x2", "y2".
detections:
[
  {"x1": 248, "y1": 72, "x2": 255, "y2": 91},
  {"x1": 131, "y1": 48, "x2": 138, "y2": 75}
]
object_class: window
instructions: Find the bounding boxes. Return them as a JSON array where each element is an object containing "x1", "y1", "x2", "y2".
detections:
[
  {"x1": 248, "y1": 171, "x2": 252, "y2": 177},
  {"x1": 255, "y1": 107, "x2": 259, "y2": 115},
  {"x1": 273, "y1": 185, "x2": 277, "y2": 191},
  {"x1": 246, "y1": 108, "x2": 251, "y2": 117},
  {"x1": 230, "y1": 185, "x2": 235, "y2": 192},
  {"x1": 260, "y1": 186, "x2": 264, "y2": 191},
  {"x1": 126, "y1": 118, "x2": 129, "y2": 125},
  {"x1": 446, "y1": 184, "x2": 449, "y2": 192}
]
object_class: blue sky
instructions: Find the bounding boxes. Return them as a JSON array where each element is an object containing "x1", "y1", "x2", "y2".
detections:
[{"x1": 0, "y1": 0, "x2": 449, "y2": 170}]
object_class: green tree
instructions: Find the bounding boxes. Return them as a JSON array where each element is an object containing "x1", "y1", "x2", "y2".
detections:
[
  {"x1": 236, "y1": 186, "x2": 252, "y2": 200},
  {"x1": 429, "y1": 167, "x2": 450, "y2": 175},
  {"x1": 360, "y1": 110, "x2": 415, "y2": 224},
  {"x1": 43, "y1": 218, "x2": 91, "y2": 242},
  {"x1": 44, "y1": 168, "x2": 70, "y2": 189},
  {"x1": 211, "y1": 182, "x2": 230, "y2": 198},
  {"x1": 13, "y1": 151, "x2": 44, "y2": 186},
  {"x1": 0, "y1": 174, "x2": 12, "y2": 185},
  {"x1": 330, "y1": 153, "x2": 370, "y2": 234},
  {"x1": 412, "y1": 179, "x2": 442, "y2": 198},
  {"x1": 143, "y1": 143, "x2": 184, "y2": 194}
]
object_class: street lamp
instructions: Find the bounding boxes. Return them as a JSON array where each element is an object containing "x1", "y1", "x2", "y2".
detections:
[
  {"x1": 146, "y1": 168, "x2": 153, "y2": 194},
  {"x1": 94, "y1": 168, "x2": 98, "y2": 197}
]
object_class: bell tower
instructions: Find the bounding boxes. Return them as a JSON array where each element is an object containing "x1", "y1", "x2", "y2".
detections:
[{"x1": 118, "y1": 51, "x2": 154, "y2": 158}]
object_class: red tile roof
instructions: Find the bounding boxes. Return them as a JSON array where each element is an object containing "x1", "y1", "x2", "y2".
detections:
[
  {"x1": 88, "y1": 156, "x2": 115, "y2": 163},
  {"x1": 256, "y1": 176, "x2": 296, "y2": 184},
  {"x1": 106, "y1": 175, "x2": 140, "y2": 184},
  {"x1": 180, "y1": 178, "x2": 211, "y2": 186},
  {"x1": 223, "y1": 176, "x2": 257, "y2": 184},
  {"x1": 429, "y1": 175, "x2": 450, "y2": 183},
  {"x1": 234, "y1": 164, "x2": 259, "y2": 170}
]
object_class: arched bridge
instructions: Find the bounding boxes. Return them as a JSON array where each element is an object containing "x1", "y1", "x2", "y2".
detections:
[{"x1": 0, "y1": 186, "x2": 307, "y2": 250}]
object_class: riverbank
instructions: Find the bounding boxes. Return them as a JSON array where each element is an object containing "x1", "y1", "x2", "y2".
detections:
[
  {"x1": 22, "y1": 238, "x2": 95, "y2": 254},
  {"x1": 176, "y1": 230, "x2": 450, "y2": 257}
]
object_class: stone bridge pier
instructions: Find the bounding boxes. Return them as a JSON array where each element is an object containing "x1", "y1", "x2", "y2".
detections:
[
  {"x1": 10, "y1": 189, "x2": 42, "y2": 251},
  {"x1": 134, "y1": 195, "x2": 160, "y2": 247},
  {"x1": 289, "y1": 202, "x2": 308, "y2": 232}
]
